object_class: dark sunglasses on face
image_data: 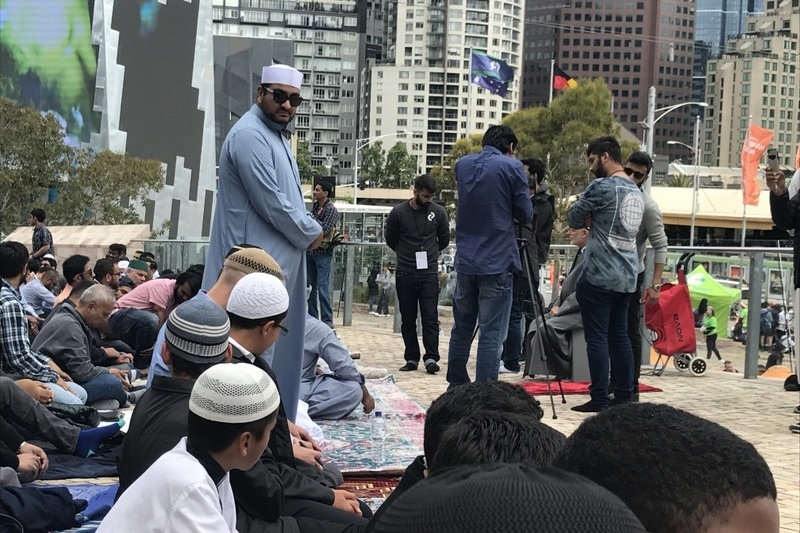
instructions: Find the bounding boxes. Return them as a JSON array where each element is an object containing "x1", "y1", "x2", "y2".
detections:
[
  {"x1": 623, "y1": 167, "x2": 646, "y2": 180},
  {"x1": 262, "y1": 85, "x2": 303, "y2": 107}
]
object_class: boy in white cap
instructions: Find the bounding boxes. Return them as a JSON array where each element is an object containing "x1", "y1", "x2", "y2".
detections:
[
  {"x1": 204, "y1": 62, "x2": 324, "y2": 423},
  {"x1": 98, "y1": 364, "x2": 281, "y2": 533}
]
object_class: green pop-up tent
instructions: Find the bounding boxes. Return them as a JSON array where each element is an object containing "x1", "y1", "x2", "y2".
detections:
[{"x1": 685, "y1": 266, "x2": 742, "y2": 323}]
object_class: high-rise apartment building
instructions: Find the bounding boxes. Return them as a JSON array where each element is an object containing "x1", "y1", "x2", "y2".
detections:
[
  {"x1": 692, "y1": 1, "x2": 765, "y2": 109},
  {"x1": 702, "y1": 0, "x2": 799, "y2": 167},
  {"x1": 362, "y1": 0, "x2": 524, "y2": 173},
  {"x1": 521, "y1": 0, "x2": 696, "y2": 161},
  {"x1": 212, "y1": 0, "x2": 386, "y2": 183}
]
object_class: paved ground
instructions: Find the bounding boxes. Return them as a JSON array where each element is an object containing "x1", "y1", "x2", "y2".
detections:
[{"x1": 337, "y1": 310, "x2": 800, "y2": 532}]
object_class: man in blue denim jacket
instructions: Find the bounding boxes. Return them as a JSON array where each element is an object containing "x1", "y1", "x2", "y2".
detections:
[
  {"x1": 447, "y1": 126, "x2": 533, "y2": 388},
  {"x1": 568, "y1": 136, "x2": 644, "y2": 412}
]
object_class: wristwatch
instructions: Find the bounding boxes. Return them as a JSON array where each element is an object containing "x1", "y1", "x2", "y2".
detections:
[{"x1": 648, "y1": 284, "x2": 662, "y2": 291}]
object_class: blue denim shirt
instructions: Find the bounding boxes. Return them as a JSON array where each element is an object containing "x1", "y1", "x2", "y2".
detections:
[
  {"x1": 453, "y1": 146, "x2": 533, "y2": 275},
  {"x1": 568, "y1": 176, "x2": 644, "y2": 293}
]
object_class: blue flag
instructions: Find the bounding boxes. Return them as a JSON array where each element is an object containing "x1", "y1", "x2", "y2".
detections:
[{"x1": 470, "y1": 51, "x2": 514, "y2": 97}]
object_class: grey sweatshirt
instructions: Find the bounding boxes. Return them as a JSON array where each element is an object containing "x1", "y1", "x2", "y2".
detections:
[
  {"x1": 636, "y1": 190, "x2": 669, "y2": 273},
  {"x1": 31, "y1": 304, "x2": 106, "y2": 382}
]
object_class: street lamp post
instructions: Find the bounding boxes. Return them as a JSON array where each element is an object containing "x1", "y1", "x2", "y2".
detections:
[
  {"x1": 667, "y1": 115, "x2": 702, "y2": 247},
  {"x1": 640, "y1": 86, "x2": 709, "y2": 194},
  {"x1": 353, "y1": 130, "x2": 409, "y2": 204}
]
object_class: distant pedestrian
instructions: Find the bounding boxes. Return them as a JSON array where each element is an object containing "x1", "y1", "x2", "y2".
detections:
[
  {"x1": 307, "y1": 181, "x2": 339, "y2": 328},
  {"x1": 29, "y1": 209, "x2": 54, "y2": 259}
]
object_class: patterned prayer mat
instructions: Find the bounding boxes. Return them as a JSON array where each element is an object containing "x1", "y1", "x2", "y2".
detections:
[
  {"x1": 318, "y1": 377, "x2": 425, "y2": 475},
  {"x1": 517, "y1": 380, "x2": 663, "y2": 396},
  {"x1": 340, "y1": 476, "x2": 399, "y2": 499}
]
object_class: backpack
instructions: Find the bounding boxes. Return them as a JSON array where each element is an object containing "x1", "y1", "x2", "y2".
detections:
[{"x1": 759, "y1": 309, "x2": 773, "y2": 332}]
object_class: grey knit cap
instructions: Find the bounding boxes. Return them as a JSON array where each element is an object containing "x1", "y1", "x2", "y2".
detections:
[
  {"x1": 165, "y1": 299, "x2": 230, "y2": 364},
  {"x1": 367, "y1": 464, "x2": 647, "y2": 533}
]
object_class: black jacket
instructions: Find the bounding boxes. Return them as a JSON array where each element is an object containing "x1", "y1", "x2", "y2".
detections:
[
  {"x1": 515, "y1": 181, "x2": 555, "y2": 280},
  {"x1": 0, "y1": 415, "x2": 24, "y2": 469},
  {"x1": 770, "y1": 190, "x2": 799, "y2": 289},
  {"x1": 385, "y1": 200, "x2": 450, "y2": 274}
]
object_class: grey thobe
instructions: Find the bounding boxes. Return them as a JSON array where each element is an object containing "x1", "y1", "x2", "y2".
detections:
[
  {"x1": 300, "y1": 315, "x2": 364, "y2": 420},
  {"x1": 204, "y1": 104, "x2": 321, "y2": 421}
]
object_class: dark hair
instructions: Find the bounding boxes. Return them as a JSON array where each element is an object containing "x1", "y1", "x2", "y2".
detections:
[
  {"x1": 424, "y1": 381, "x2": 543, "y2": 462},
  {"x1": 0, "y1": 242, "x2": 30, "y2": 279},
  {"x1": 481, "y1": 125, "x2": 518, "y2": 154},
  {"x1": 94, "y1": 258, "x2": 116, "y2": 281},
  {"x1": 521, "y1": 158, "x2": 546, "y2": 186},
  {"x1": 626, "y1": 151, "x2": 653, "y2": 175},
  {"x1": 315, "y1": 180, "x2": 334, "y2": 196},
  {"x1": 37, "y1": 264, "x2": 52, "y2": 274},
  {"x1": 414, "y1": 174, "x2": 437, "y2": 194},
  {"x1": 228, "y1": 311, "x2": 288, "y2": 331},
  {"x1": 169, "y1": 355, "x2": 218, "y2": 380},
  {"x1": 586, "y1": 136, "x2": 622, "y2": 164},
  {"x1": 69, "y1": 280, "x2": 95, "y2": 301},
  {"x1": 108, "y1": 243, "x2": 127, "y2": 255},
  {"x1": 27, "y1": 258, "x2": 41, "y2": 275},
  {"x1": 175, "y1": 265, "x2": 205, "y2": 298},
  {"x1": 159, "y1": 268, "x2": 175, "y2": 277},
  {"x1": 148, "y1": 261, "x2": 158, "y2": 271},
  {"x1": 41, "y1": 256, "x2": 57, "y2": 268},
  {"x1": 30, "y1": 208, "x2": 46, "y2": 223},
  {"x1": 552, "y1": 403, "x2": 777, "y2": 533},
  {"x1": 139, "y1": 252, "x2": 155, "y2": 262},
  {"x1": 429, "y1": 411, "x2": 565, "y2": 475},
  {"x1": 63, "y1": 255, "x2": 90, "y2": 285},
  {"x1": 698, "y1": 298, "x2": 709, "y2": 314},
  {"x1": 187, "y1": 410, "x2": 277, "y2": 454}
]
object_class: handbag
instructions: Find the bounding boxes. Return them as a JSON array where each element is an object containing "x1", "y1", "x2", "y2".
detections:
[{"x1": 321, "y1": 227, "x2": 344, "y2": 250}]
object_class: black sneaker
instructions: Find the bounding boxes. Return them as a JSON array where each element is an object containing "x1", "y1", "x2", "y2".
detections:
[
  {"x1": 426, "y1": 362, "x2": 440, "y2": 374},
  {"x1": 570, "y1": 401, "x2": 607, "y2": 413},
  {"x1": 399, "y1": 362, "x2": 418, "y2": 372}
]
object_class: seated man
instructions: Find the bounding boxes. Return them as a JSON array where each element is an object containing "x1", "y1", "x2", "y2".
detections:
[
  {"x1": 32, "y1": 285, "x2": 131, "y2": 407},
  {"x1": 427, "y1": 410, "x2": 564, "y2": 476},
  {"x1": 302, "y1": 314, "x2": 375, "y2": 419},
  {"x1": 20, "y1": 267, "x2": 58, "y2": 317},
  {"x1": 553, "y1": 403, "x2": 779, "y2": 533},
  {"x1": 109, "y1": 265, "x2": 203, "y2": 361},
  {"x1": 370, "y1": 381, "x2": 545, "y2": 524},
  {"x1": 117, "y1": 259, "x2": 149, "y2": 294},
  {"x1": 54, "y1": 255, "x2": 94, "y2": 306},
  {"x1": 525, "y1": 226, "x2": 587, "y2": 378},
  {"x1": 0, "y1": 242, "x2": 87, "y2": 405},
  {"x1": 368, "y1": 464, "x2": 646, "y2": 533},
  {"x1": 100, "y1": 364, "x2": 281, "y2": 533}
]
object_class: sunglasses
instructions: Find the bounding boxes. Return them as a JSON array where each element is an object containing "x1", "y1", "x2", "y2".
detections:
[
  {"x1": 623, "y1": 167, "x2": 646, "y2": 180},
  {"x1": 262, "y1": 86, "x2": 303, "y2": 107}
]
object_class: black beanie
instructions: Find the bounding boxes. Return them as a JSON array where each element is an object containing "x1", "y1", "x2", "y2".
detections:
[{"x1": 367, "y1": 464, "x2": 647, "y2": 533}]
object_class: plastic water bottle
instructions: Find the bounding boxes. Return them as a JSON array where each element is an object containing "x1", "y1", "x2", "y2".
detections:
[{"x1": 370, "y1": 411, "x2": 386, "y2": 464}]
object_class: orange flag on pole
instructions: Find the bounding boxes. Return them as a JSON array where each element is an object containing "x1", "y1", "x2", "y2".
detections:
[
  {"x1": 740, "y1": 124, "x2": 774, "y2": 206},
  {"x1": 795, "y1": 142, "x2": 800, "y2": 169}
]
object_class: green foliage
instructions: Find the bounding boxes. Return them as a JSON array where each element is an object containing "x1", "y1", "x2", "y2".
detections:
[
  {"x1": 296, "y1": 140, "x2": 314, "y2": 184},
  {"x1": 48, "y1": 149, "x2": 165, "y2": 225},
  {"x1": 0, "y1": 97, "x2": 72, "y2": 230},
  {"x1": 667, "y1": 174, "x2": 693, "y2": 187},
  {"x1": 429, "y1": 134, "x2": 482, "y2": 219},
  {"x1": 0, "y1": 97, "x2": 165, "y2": 232},
  {"x1": 383, "y1": 142, "x2": 417, "y2": 188},
  {"x1": 359, "y1": 141, "x2": 385, "y2": 187}
]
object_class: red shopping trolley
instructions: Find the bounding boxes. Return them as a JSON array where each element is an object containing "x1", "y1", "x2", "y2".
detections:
[{"x1": 645, "y1": 253, "x2": 707, "y2": 376}]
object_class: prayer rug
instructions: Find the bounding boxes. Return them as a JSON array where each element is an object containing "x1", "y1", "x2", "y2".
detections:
[
  {"x1": 517, "y1": 380, "x2": 663, "y2": 396},
  {"x1": 340, "y1": 476, "x2": 399, "y2": 499},
  {"x1": 317, "y1": 377, "x2": 425, "y2": 475}
]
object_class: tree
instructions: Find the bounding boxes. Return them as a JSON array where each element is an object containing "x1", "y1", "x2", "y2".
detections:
[
  {"x1": 429, "y1": 134, "x2": 482, "y2": 219},
  {"x1": 296, "y1": 139, "x2": 313, "y2": 184},
  {"x1": 358, "y1": 141, "x2": 385, "y2": 188},
  {"x1": 0, "y1": 97, "x2": 72, "y2": 231},
  {"x1": 666, "y1": 174, "x2": 693, "y2": 187},
  {"x1": 383, "y1": 142, "x2": 417, "y2": 188},
  {"x1": 47, "y1": 149, "x2": 165, "y2": 225}
]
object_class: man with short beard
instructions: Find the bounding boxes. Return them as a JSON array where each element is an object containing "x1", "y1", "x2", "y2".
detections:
[
  {"x1": 94, "y1": 258, "x2": 121, "y2": 291},
  {"x1": 203, "y1": 64, "x2": 323, "y2": 421},
  {"x1": 567, "y1": 136, "x2": 644, "y2": 413}
]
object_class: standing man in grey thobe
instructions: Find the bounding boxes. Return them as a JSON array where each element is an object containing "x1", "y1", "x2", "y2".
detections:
[{"x1": 204, "y1": 64, "x2": 323, "y2": 421}]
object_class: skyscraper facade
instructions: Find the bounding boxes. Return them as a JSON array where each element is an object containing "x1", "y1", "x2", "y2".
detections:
[{"x1": 521, "y1": 0, "x2": 697, "y2": 161}]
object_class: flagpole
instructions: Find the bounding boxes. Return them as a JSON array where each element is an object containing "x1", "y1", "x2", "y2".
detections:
[
  {"x1": 549, "y1": 59, "x2": 554, "y2": 105},
  {"x1": 466, "y1": 48, "x2": 474, "y2": 139}
]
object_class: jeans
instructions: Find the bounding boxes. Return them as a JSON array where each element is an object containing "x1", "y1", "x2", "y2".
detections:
[
  {"x1": 501, "y1": 271, "x2": 531, "y2": 371},
  {"x1": 377, "y1": 289, "x2": 390, "y2": 315},
  {"x1": 612, "y1": 272, "x2": 645, "y2": 393},
  {"x1": 80, "y1": 372, "x2": 128, "y2": 406},
  {"x1": 307, "y1": 253, "x2": 334, "y2": 327},
  {"x1": 576, "y1": 278, "x2": 634, "y2": 405},
  {"x1": 395, "y1": 271, "x2": 440, "y2": 365},
  {"x1": 447, "y1": 272, "x2": 513, "y2": 387},
  {"x1": 45, "y1": 381, "x2": 88, "y2": 405},
  {"x1": 368, "y1": 293, "x2": 378, "y2": 312},
  {"x1": 108, "y1": 308, "x2": 159, "y2": 356}
]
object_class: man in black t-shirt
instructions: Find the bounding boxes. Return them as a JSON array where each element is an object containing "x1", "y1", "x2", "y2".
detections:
[{"x1": 385, "y1": 175, "x2": 450, "y2": 374}]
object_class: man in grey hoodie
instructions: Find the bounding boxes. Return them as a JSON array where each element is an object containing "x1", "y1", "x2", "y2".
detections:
[{"x1": 568, "y1": 137, "x2": 644, "y2": 413}]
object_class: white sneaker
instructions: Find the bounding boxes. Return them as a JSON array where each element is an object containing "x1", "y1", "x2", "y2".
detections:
[{"x1": 498, "y1": 363, "x2": 519, "y2": 374}]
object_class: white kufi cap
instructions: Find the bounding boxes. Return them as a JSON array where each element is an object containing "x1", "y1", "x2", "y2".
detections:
[
  {"x1": 227, "y1": 273, "x2": 289, "y2": 319},
  {"x1": 261, "y1": 64, "x2": 303, "y2": 89},
  {"x1": 190, "y1": 364, "x2": 281, "y2": 424}
]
